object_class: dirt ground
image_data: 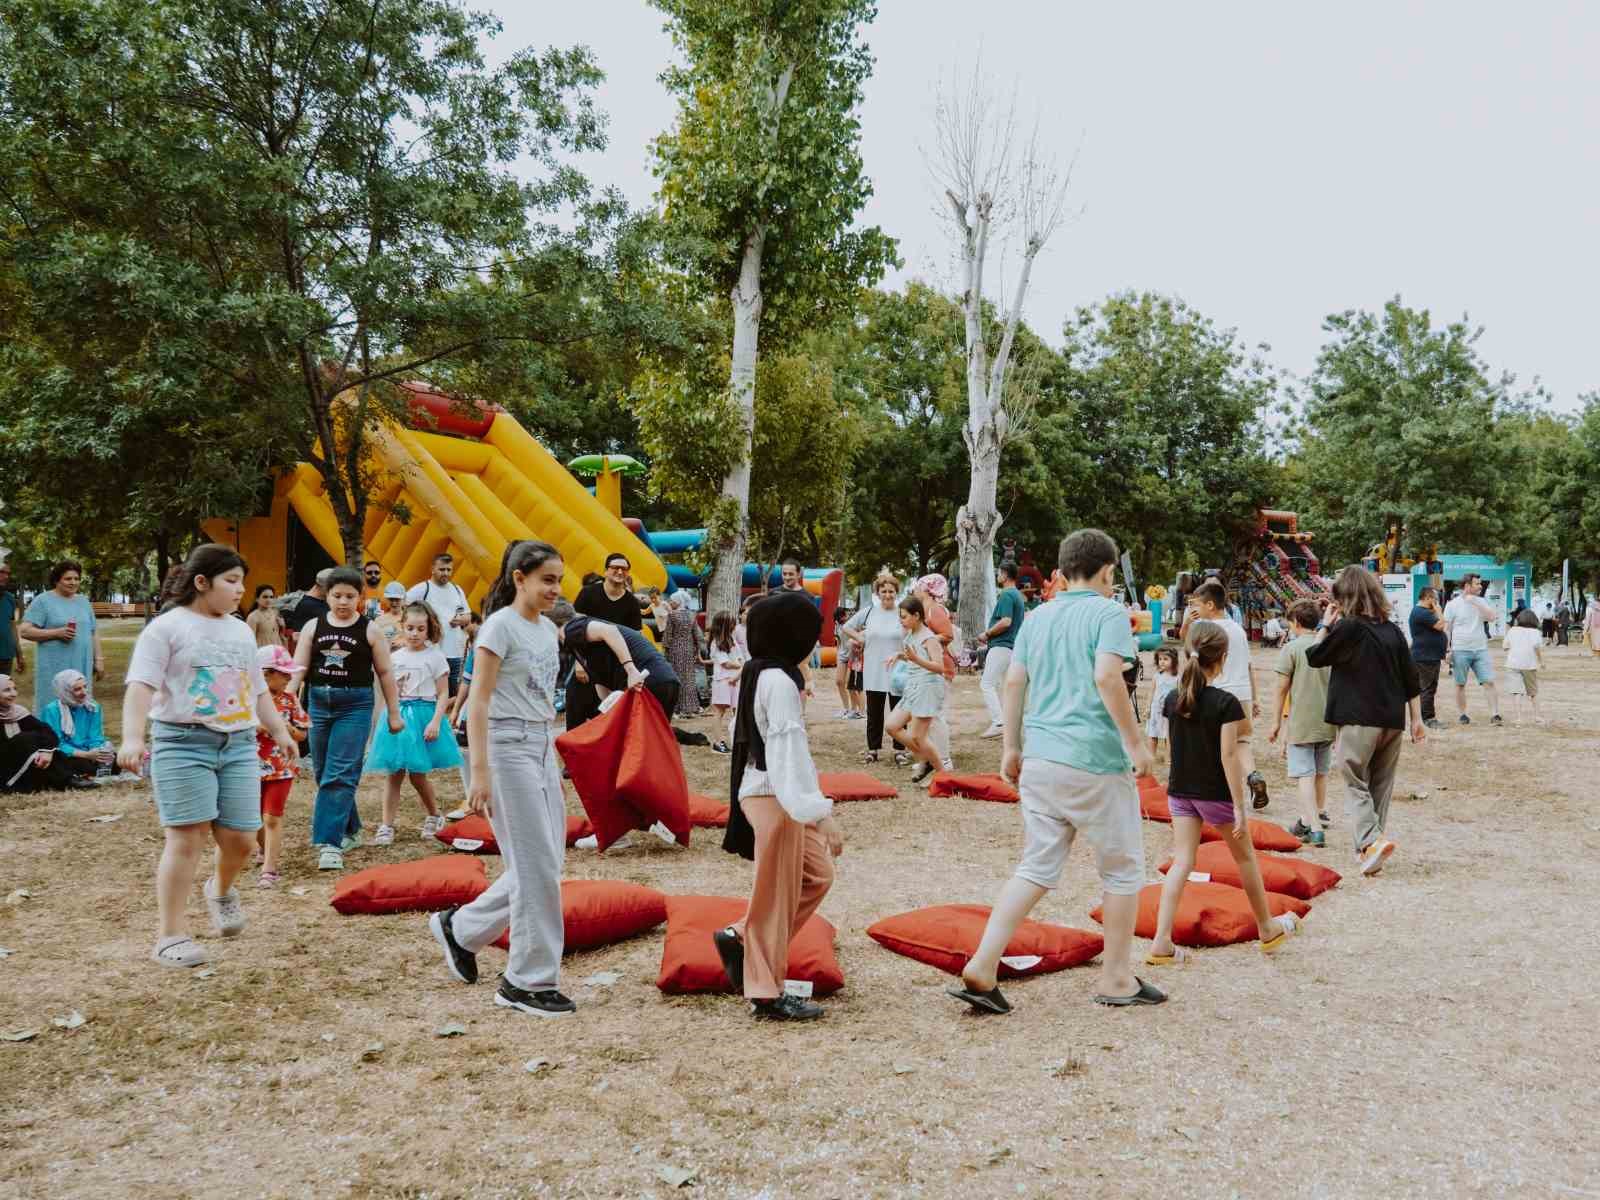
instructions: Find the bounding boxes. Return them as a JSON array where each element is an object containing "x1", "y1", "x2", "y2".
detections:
[{"x1": 2, "y1": 620, "x2": 1597, "y2": 1199}]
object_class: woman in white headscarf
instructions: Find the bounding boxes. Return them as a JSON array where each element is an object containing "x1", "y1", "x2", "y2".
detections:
[
  {"x1": 660, "y1": 589, "x2": 703, "y2": 718},
  {"x1": 39, "y1": 669, "x2": 114, "y2": 778},
  {"x1": 0, "y1": 674, "x2": 80, "y2": 792}
]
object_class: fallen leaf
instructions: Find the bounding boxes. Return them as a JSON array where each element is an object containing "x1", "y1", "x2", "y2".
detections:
[
  {"x1": 358, "y1": 1042, "x2": 384, "y2": 1063},
  {"x1": 523, "y1": 1057, "x2": 553, "y2": 1075},
  {"x1": 0, "y1": 947, "x2": 13, "y2": 959},
  {"x1": 320, "y1": 1033, "x2": 335, "y2": 1043},
  {"x1": 5, "y1": 889, "x2": 31, "y2": 906},
  {"x1": 987, "y1": 1147, "x2": 1013, "y2": 1166},
  {"x1": 290, "y1": 887, "x2": 308, "y2": 897},
  {"x1": 434, "y1": 1022, "x2": 467, "y2": 1038},
  {"x1": 1174, "y1": 1126, "x2": 1200, "y2": 1142},
  {"x1": 86, "y1": 813, "x2": 123, "y2": 823},
  {"x1": 583, "y1": 971, "x2": 621, "y2": 987},
  {"x1": 655, "y1": 1165, "x2": 697, "y2": 1188},
  {"x1": 51, "y1": 1011, "x2": 87, "y2": 1030},
  {"x1": 892, "y1": 1063, "x2": 917, "y2": 1075},
  {"x1": 1, "y1": 1028, "x2": 38, "y2": 1042},
  {"x1": 195, "y1": 968, "x2": 217, "y2": 979}
]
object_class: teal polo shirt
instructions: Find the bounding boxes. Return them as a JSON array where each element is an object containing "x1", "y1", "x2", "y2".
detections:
[{"x1": 1012, "y1": 589, "x2": 1137, "y2": 774}]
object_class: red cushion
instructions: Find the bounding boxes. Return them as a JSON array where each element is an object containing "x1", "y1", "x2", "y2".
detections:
[
  {"x1": 1201, "y1": 818, "x2": 1302, "y2": 853},
  {"x1": 1138, "y1": 778, "x2": 1172, "y2": 822},
  {"x1": 656, "y1": 895, "x2": 843, "y2": 996},
  {"x1": 491, "y1": 880, "x2": 669, "y2": 953},
  {"x1": 556, "y1": 688, "x2": 691, "y2": 852},
  {"x1": 817, "y1": 771, "x2": 897, "y2": 801},
  {"x1": 330, "y1": 856, "x2": 488, "y2": 915},
  {"x1": 927, "y1": 773, "x2": 1019, "y2": 803},
  {"x1": 566, "y1": 813, "x2": 593, "y2": 846},
  {"x1": 1090, "y1": 882, "x2": 1311, "y2": 946},
  {"x1": 435, "y1": 813, "x2": 497, "y2": 854},
  {"x1": 867, "y1": 904, "x2": 1102, "y2": 978},
  {"x1": 688, "y1": 792, "x2": 730, "y2": 828},
  {"x1": 1159, "y1": 843, "x2": 1341, "y2": 900}
]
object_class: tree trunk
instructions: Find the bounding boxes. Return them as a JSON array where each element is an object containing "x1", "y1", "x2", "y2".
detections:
[{"x1": 955, "y1": 436, "x2": 1001, "y2": 649}]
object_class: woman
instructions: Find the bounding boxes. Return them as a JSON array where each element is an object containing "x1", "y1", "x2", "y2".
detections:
[
  {"x1": 245, "y1": 585, "x2": 285, "y2": 648},
  {"x1": 0, "y1": 674, "x2": 79, "y2": 792},
  {"x1": 19, "y1": 560, "x2": 102, "y2": 712},
  {"x1": 847, "y1": 572, "x2": 905, "y2": 763},
  {"x1": 660, "y1": 590, "x2": 703, "y2": 718},
  {"x1": 1305, "y1": 565, "x2": 1424, "y2": 877},
  {"x1": 39, "y1": 669, "x2": 113, "y2": 779}
]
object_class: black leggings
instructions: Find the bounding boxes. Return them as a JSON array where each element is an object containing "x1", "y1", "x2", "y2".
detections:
[{"x1": 865, "y1": 690, "x2": 905, "y2": 752}]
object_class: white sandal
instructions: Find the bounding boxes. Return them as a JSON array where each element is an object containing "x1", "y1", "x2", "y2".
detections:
[{"x1": 151, "y1": 935, "x2": 210, "y2": 969}]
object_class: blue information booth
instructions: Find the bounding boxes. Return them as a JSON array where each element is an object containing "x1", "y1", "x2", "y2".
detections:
[{"x1": 1407, "y1": 555, "x2": 1532, "y2": 638}]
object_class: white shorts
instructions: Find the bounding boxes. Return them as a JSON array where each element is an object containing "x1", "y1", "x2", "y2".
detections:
[{"x1": 1014, "y1": 759, "x2": 1144, "y2": 895}]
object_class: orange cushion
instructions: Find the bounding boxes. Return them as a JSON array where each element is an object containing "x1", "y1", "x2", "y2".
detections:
[
  {"x1": 688, "y1": 793, "x2": 730, "y2": 828},
  {"x1": 818, "y1": 771, "x2": 897, "y2": 801},
  {"x1": 656, "y1": 895, "x2": 843, "y2": 996},
  {"x1": 1090, "y1": 882, "x2": 1311, "y2": 947},
  {"x1": 330, "y1": 856, "x2": 488, "y2": 915},
  {"x1": 491, "y1": 879, "x2": 669, "y2": 953},
  {"x1": 867, "y1": 904, "x2": 1102, "y2": 978},
  {"x1": 566, "y1": 813, "x2": 593, "y2": 846},
  {"x1": 927, "y1": 773, "x2": 1019, "y2": 803},
  {"x1": 556, "y1": 688, "x2": 691, "y2": 851},
  {"x1": 1159, "y1": 843, "x2": 1342, "y2": 900},
  {"x1": 1138, "y1": 778, "x2": 1172, "y2": 822},
  {"x1": 1201, "y1": 818, "x2": 1302, "y2": 853},
  {"x1": 435, "y1": 813, "x2": 497, "y2": 854}
]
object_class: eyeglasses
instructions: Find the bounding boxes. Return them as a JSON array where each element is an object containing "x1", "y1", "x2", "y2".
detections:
[{"x1": 606, "y1": 564, "x2": 629, "y2": 573}]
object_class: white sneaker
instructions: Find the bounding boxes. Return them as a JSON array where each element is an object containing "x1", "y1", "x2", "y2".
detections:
[
  {"x1": 980, "y1": 724, "x2": 1003, "y2": 739},
  {"x1": 941, "y1": 758, "x2": 955, "y2": 772},
  {"x1": 420, "y1": 815, "x2": 444, "y2": 840},
  {"x1": 835, "y1": 709, "x2": 852, "y2": 720},
  {"x1": 204, "y1": 877, "x2": 246, "y2": 937},
  {"x1": 372, "y1": 824, "x2": 395, "y2": 846},
  {"x1": 317, "y1": 846, "x2": 344, "y2": 871},
  {"x1": 445, "y1": 807, "x2": 468, "y2": 821}
]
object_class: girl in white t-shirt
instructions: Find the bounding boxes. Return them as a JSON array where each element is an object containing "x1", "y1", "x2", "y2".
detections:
[
  {"x1": 1502, "y1": 609, "x2": 1544, "y2": 724},
  {"x1": 366, "y1": 603, "x2": 461, "y2": 843},
  {"x1": 119, "y1": 544, "x2": 298, "y2": 970}
]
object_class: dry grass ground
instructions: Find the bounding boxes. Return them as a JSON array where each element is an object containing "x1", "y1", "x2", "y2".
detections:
[{"x1": 2, "y1": 621, "x2": 1597, "y2": 1198}]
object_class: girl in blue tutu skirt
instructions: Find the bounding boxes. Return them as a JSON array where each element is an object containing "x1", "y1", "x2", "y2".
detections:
[{"x1": 366, "y1": 604, "x2": 461, "y2": 845}]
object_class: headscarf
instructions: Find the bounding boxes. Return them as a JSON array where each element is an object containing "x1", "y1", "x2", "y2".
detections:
[
  {"x1": 915, "y1": 573, "x2": 948, "y2": 603},
  {"x1": 51, "y1": 669, "x2": 96, "y2": 739},
  {"x1": 723, "y1": 590, "x2": 824, "y2": 860},
  {"x1": 669, "y1": 589, "x2": 692, "y2": 610},
  {"x1": 0, "y1": 674, "x2": 28, "y2": 733}
]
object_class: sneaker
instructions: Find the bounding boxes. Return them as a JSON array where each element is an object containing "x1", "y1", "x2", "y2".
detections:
[
  {"x1": 1289, "y1": 819, "x2": 1315, "y2": 843},
  {"x1": 317, "y1": 845, "x2": 344, "y2": 871},
  {"x1": 495, "y1": 979, "x2": 575, "y2": 1017},
  {"x1": 1359, "y1": 839, "x2": 1396, "y2": 876},
  {"x1": 1490, "y1": 714, "x2": 1503, "y2": 726},
  {"x1": 710, "y1": 740, "x2": 731, "y2": 755},
  {"x1": 1318, "y1": 811, "x2": 1331, "y2": 827},
  {"x1": 712, "y1": 926, "x2": 744, "y2": 993},
  {"x1": 372, "y1": 824, "x2": 396, "y2": 846},
  {"x1": 1458, "y1": 714, "x2": 1471, "y2": 725},
  {"x1": 420, "y1": 815, "x2": 444, "y2": 840},
  {"x1": 846, "y1": 710, "x2": 864, "y2": 720},
  {"x1": 340, "y1": 833, "x2": 363, "y2": 852},
  {"x1": 204, "y1": 877, "x2": 245, "y2": 937},
  {"x1": 835, "y1": 709, "x2": 852, "y2": 720},
  {"x1": 1307, "y1": 829, "x2": 1325, "y2": 848},
  {"x1": 751, "y1": 994, "x2": 824, "y2": 1021},
  {"x1": 941, "y1": 758, "x2": 955, "y2": 772},
  {"x1": 430, "y1": 908, "x2": 478, "y2": 985},
  {"x1": 445, "y1": 807, "x2": 468, "y2": 821},
  {"x1": 1247, "y1": 770, "x2": 1270, "y2": 811},
  {"x1": 1424, "y1": 719, "x2": 1444, "y2": 730},
  {"x1": 979, "y1": 723, "x2": 1004, "y2": 739},
  {"x1": 909, "y1": 762, "x2": 935, "y2": 784},
  {"x1": 893, "y1": 751, "x2": 913, "y2": 767}
]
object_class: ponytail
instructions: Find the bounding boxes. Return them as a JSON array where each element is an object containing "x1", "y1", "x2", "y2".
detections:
[
  {"x1": 484, "y1": 539, "x2": 562, "y2": 617},
  {"x1": 1176, "y1": 621, "x2": 1230, "y2": 717}
]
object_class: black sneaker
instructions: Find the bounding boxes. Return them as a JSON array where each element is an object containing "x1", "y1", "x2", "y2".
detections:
[
  {"x1": 1458, "y1": 714, "x2": 1471, "y2": 725},
  {"x1": 710, "y1": 740, "x2": 731, "y2": 755},
  {"x1": 1424, "y1": 719, "x2": 1444, "y2": 730},
  {"x1": 909, "y1": 762, "x2": 935, "y2": 784},
  {"x1": 751, "y1": 994, "x2": 824, "y2": 1021},
  {"x1": 495, "y1": 979, "x2": 576, "y2": 1017},
  {"x1": 1490, "y1": 714, "x2": 1503, "y2": 726},
  {"x1": 1247, "y1": 770, "x2": 1269, "y2": 811},
  {"x1": 1318, "y1": 810, "x2": 1331, "y2": 827},
  {"x1": 430, "y1": 907, "x2": 478, "y2": 985},
  {"x1": 713, "y1": 926, "x2": 744, "y2": 993},
  {"x1": 1288, "y1": 819, "x2": 1315, "y2": 843}
]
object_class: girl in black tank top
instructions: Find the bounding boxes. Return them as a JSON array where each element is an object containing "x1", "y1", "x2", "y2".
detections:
[{"x1": 308, "y1": 614, "x2": 375, "y2": 688}]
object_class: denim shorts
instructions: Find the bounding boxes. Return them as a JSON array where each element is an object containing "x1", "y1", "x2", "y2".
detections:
[
  {"x1": 150, "y1": 720, "x2": 262, "y2": 831},
  {"x1": 1287, "y1": 741, "x2": 1332, "y2": 779},
  {"x1": 1451, "y1": 648, "x2": 1494, "y2": 686}
]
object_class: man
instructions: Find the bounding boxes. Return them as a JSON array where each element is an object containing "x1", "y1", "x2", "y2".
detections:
[
  {"x1": 567, "y1": 552, "x2": 644, "y2": 730},
  {"x1": 779, "y1": 558, "x2": 817, "y2": 691},
  {"x1": 407, "y1": 553, "x2": 471, "y2": 695},
  {"x1": 1261, "y1": 613, "x2": 1285, "y2": 649},
  {"x1": 284, "y1": 569, "x2": 333, "y2": 649},
  {"x1": 362, "y1": 560, "x2": 384, "y2": 617},
  {"x1": 1442, "y1": 572, "x2": 1501, "y2": 725},
  {"x1": 1408, "y1": 587, "x2": 1448, "y2": 729},
  {"x1": 0, "y1": 562, "x2": 24, "y2": 677},
  {"x1": 978, "y1": 560, "x2": 1026, "y2": 737},
  {"x1": 1554, "y1": 599, "x2": 1572, "y2": 648},
  {"x1": 1181, "y1": 579, "x2": 1270, "y2": 808}
]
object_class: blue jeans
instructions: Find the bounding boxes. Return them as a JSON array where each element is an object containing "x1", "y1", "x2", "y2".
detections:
[{"x1": 308, "y1": 686, "x2": 374, "y2": 847}]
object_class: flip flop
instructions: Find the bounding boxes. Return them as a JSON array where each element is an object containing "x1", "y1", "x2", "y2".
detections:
[
  {"x1": 1260, "y1": 914, "x2": 1300, "y2": 954},
  {"x1": 1144, "y1": 947, "x2": 1193, "y2": 967},
  {"x1": 947, "y1": 985, "x2": 1012, "y2": 1015},
  {"x1": 1093, "y1": 976, "x2": 1167, "y2": 1007}
]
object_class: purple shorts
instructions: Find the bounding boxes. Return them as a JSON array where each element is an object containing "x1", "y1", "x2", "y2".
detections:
[{"x1": 1168, "y1": 793, "x2": 1237, "y2": 826}]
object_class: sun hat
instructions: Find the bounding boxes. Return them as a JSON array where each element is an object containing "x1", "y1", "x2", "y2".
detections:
[{"x1": 257, "y1": 645, "x2": 304, "y2": 676}]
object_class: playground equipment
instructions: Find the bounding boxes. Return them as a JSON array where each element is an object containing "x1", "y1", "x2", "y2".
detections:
[
  {"x1": 1222, "y1": 507, "x2": 1331, "y2": 629},
  {"x1": 567, "y1": 453, "x2": 646, "y2": 521}
]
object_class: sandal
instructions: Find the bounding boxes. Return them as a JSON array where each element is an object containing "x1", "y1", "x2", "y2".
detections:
[
  {"x1": 1093, "y1": 976, "x2": 1167, "y2": 1007},
  {"x1": 1144, "y1": 946, "x2": 1193, "y2": 967},
  {"x1": 151, "y1": 935, "x2": 210, "y2": 969},
  {"x1": 1260, "y1": 913, "x2": 1300, "y2": 954},
  {"x1": 947, "y1": 984, "x2": 1012, "y2": 1015},
  {"x1": 257, "y1": 870, "x2": 281, "y2": 889}
]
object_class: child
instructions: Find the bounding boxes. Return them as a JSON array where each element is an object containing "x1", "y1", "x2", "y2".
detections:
[
  {"x1": 118, "y1": 544, "x2": 298, "y2": 968},
  {"x1": 40, "y1": 668, "x2": 114, "y2": 779},
  {"x1": 444, "y1": 616, "x2": 480, "y2": 813},
  {"x1": 844, "y1": 612, "x2": 865, "y2": 719},
  {"x1": 1146, "y1": 622, "x2": 1300, "y2": 964},
  {"x1": 704, "y1": 610, "x2": 742, "y2": 753},
  {"x1": 428, "y1": 540, "x2": 575, "y2": 1018},
  {"x1": 1182, "y1": 579, "x2": 1271, "y2": 809},
  {"x1": 1268, "y1": 600, "x2": 1334, "y2": 847},
  {"x1": 366, "y1": 603, "x2": 461, "y2": 844},
  {"x1": 950, "y1": 530, "x2": 1160, "y2": 1014},
  {"x1": 1502, "y1": 608, "x2": 1544, "y2": 724},
  {"x1": 831, "y1": 605, "x2": 854, "y2": 719},
  {"x1": 883, "y1": 595, "x2": 946, "y2": 787},
  {"x1": 1144, "y1": 647, "x2": 1179, "y2": 760},
  {"x1": 254, "y1": 646, "x2": 308, "y2": 886}
]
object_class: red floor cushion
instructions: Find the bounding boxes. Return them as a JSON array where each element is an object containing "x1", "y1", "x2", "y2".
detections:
[
  {"x1": 688, "y1": 793, "x2": 730, "y2": 828},
  {"x1": 1200, "y1": 818, "x2": 1302, "y2": 853},
  {"x1": 1138, "y1": 778, "x2": 1172, "y2": 822},
  {"x1": 867, "y1": 904, "x2": 1102, "y2": 978},
  {"x1": 330, "y1": 856, "x2": 488, "y2": 915},
  {"x1": 656, "y1": 895, "x2": 843, "y2": 996},
  {"x1": 927, "y1": 773, "x2": 1019, "y2": 803},
  {"x1": 435, "y1": 813, "x2": 497, "y2": 854},
  {"x1": 1090, "y1": 882, "x2": 1311, "y2": 947},
  {"x1": 566, "y1": 813, "x2": 593, "y2": 846},
  {"x1": 818, "y1": 771, "x2": 898, "y2": 801},
  {"x1": 491, "y1": 879, "x2": 669, "y2": 953},
  {"x1": 1159, "y1": 843, "x2": 1342, "y2": 900},
  {"x1": 556, "y1": 688, "x2": 691, "y2": 852}
]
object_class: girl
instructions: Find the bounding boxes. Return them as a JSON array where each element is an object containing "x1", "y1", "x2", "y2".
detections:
[
  {"x1": 40, "y1": 669, "x2": 114, "y2": 780},
  {"x1": 704, "y1": 610, "x2": 742, "y2": 752},
  {"x1": 1146, "y1": 623, "x2": 1299, "y2": 964},
  {"x1": 831, "y1": 605, "x2": 853, "y2": 719},
  {"x1": 118, "y1": 544, "x2": 299, "y2": 968},
  {"x1": 1145, "y1": 647, "x2": 1180, "y2": 759},
  {"x1": 717, "y1": 590, "x2": 844, "y2": 1021},
  {"x1": 1502, "y1": 607, "x2": 1544, "y2": 724},
  {"x1": 850, "y1": 573, "x2": 903, "y2": 764},
  {"x1": 291, "y1": 566, "x2": 404, "y2": 872},
  {"x1": 884, "y1": 595, "x2": 946, "y2": 787},
  {"x1": 255, "y1": 645, "x2": 308, "y2": 886},
  {"x1": 428, "y1": 540, "x2": 575, "y2": 1018},
  {"x1": 445, "y1": 612, "x2": 482, "y2": 812},
  {"x1": 366, "y1": 603, "x2": 461, "y2": 844}
]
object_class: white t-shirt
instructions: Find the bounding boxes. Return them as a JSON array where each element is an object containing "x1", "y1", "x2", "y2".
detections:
[
  {"x1": 406, "y1": 579, "x2": 470, "y2": 659},
  {"x1": 1204, "y1": 616, "x2": 1253, "y2": 703},
  {"x1": 1503, "y1": 626, "x2": 1542, "y2": 671},
  {"x1": 390, "y1": 644, "x2": 450, "y2": 701},
  {"x1": 738, "y1": 669, "x2": 832, "y2": 823},
  {"x1": 475, "y1": 606, "x2": 560, "y2": 722},
  {"x1": 1443, "y1": 595, "x2": 1491, "y2": 652},
  {"x1": 126, "y1": 607, "x2": 267, "y2": 734}
]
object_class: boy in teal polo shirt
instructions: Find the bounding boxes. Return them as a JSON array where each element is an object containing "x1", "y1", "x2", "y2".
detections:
[{"x1": 950, "y1": 529, "x2": 1164, "y2": 1014}]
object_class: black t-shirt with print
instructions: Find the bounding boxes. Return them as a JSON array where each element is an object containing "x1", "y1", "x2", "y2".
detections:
[
  {"x1": 307, "y1": 615, "x2": 374, "y2": 688},
  {"x1": 1164, "y1": 684, "x2": 1246, "y2": 805}
]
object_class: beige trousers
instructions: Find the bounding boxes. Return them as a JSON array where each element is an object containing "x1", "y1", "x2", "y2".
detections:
[{"x1": 733, "y1": 794, "x2": 835, "y2": 1000}]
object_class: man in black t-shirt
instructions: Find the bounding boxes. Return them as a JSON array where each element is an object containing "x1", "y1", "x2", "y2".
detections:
[
  {"x1": 284, "y1": 569, "x2": 333, "y2": 649},
  {"x1": 562, "y1": 613, "x2": 679, "y2": 717},
  {"x1": 567, "y1": 552, "x2": 644, "y2": 729},
  {"x1": 1407, "y1": 587, "x2": 1448, "y2": 728}
]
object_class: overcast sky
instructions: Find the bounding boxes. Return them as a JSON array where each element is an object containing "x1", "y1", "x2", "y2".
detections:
[{"x1": 487, "y1": 2, "x2": 1598, "y2": 411}]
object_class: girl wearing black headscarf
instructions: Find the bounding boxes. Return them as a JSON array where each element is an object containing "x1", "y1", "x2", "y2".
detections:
[{"x1": 717, "y1": 591, "x2": 844, "y2": 1021}]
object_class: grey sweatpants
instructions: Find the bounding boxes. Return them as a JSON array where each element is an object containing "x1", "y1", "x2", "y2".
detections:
[
  {"x1": 1337, "y1": 725, "x2": 1403, "y2": 853},
  {"x1": 451, "y1": 718, "x2": 565, "y2": 991}
]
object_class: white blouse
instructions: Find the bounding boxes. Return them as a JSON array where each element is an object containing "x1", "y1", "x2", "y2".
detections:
[
  {"x1": 851, "y1": 601, "x2": 903, "y2": 693},
  {"x1": 738, "y1": 670, "x2": 832, "y2": 824}
]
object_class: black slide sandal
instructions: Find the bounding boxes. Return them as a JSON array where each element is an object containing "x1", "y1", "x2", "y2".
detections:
[
  {"x1": 1093, "y1": 976, "x2": 1168, "y2": 1007},
  {"x1": 947, "y1": 985, "x2": 1012, "y2": 1015}
]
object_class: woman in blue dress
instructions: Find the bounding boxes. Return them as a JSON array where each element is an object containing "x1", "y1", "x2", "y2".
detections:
[{"x1": 19, "y1": 560, "x2": 101, "y2": 712}]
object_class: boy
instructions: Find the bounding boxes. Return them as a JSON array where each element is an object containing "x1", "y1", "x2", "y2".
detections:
[
  {"x1": 1181, "y1": 579, "x2": 1270, "y2": 809},
  {"x1": 950, "y1": 529, "x2": 1163, "y2": 1014},
  {"x1": 1267, "y1": 600, "x2": 1334, "y2": 847}
]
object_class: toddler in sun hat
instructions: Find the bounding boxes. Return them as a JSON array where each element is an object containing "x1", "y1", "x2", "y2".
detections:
[{"x1": 255, "y1": 644, "x2": 308, "y2": 887}]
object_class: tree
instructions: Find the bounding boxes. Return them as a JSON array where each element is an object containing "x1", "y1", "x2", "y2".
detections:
[
  {"x1": 1505, "y1": 397, "x2": 1600, "y2": 605},
  {"x1": 929, "y1": 63, "x2": 1074, "y2": 645},
  {"x1": 0, "y1": 0, "x2": 623, "y2": 565},
  {"x1": 647, "y1": 0, "x2": 897, "y2": 614}
]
